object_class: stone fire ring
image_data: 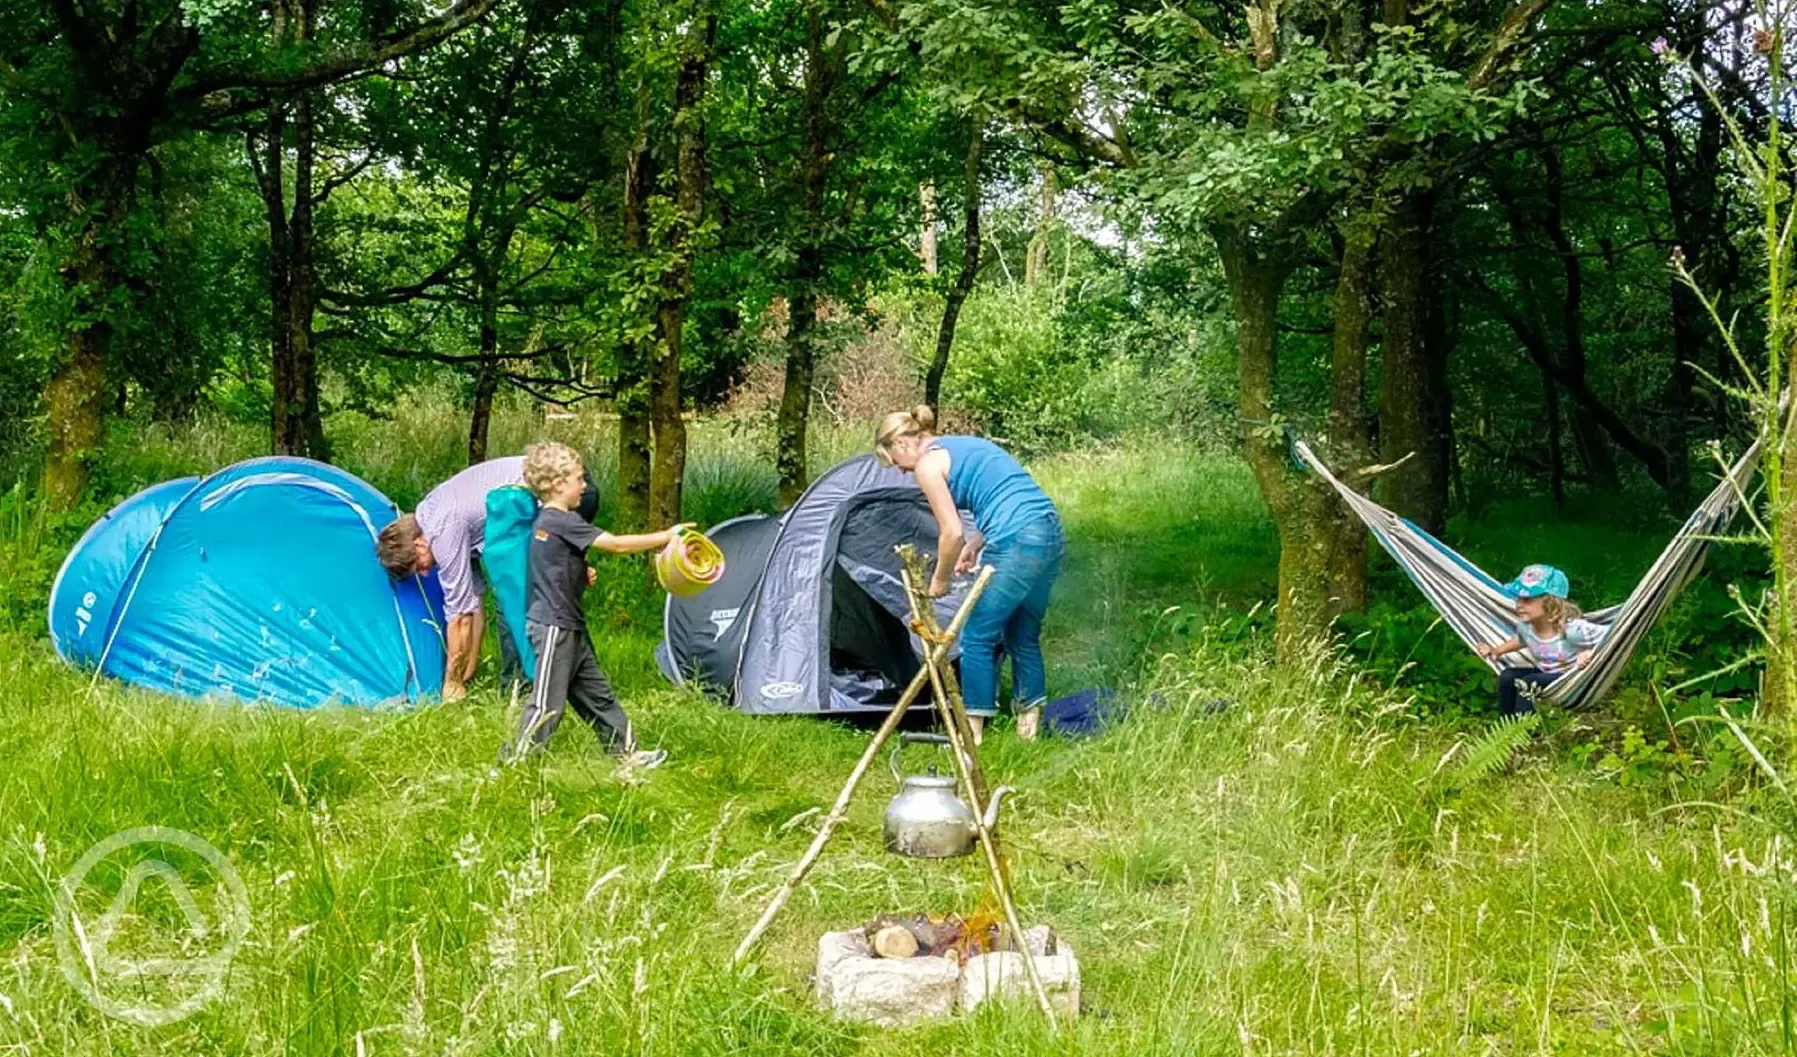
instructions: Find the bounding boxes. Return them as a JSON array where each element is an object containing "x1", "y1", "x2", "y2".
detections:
[{"x1": 815, "y1": 926, "x2": 1080, "y2": 1027}]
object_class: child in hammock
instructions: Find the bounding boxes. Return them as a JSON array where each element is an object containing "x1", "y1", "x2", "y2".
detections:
[{"x1": 1474, "y1": 564, "x2": 1608, "y2": 716}]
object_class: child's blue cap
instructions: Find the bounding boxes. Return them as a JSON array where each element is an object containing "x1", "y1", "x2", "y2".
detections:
[{"x1": 1505, "y1": 564, "x2": 1569, "y2": 600}]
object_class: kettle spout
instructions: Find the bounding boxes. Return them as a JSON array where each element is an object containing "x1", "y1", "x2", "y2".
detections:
[{"x1": 981, "y1": 786, "x2": 1014, "y2": 831}]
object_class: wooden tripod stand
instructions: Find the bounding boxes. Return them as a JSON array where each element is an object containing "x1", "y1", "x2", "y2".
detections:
[{"x1": 732, "y1": 548, "x2": 1057, "y2": 1023}]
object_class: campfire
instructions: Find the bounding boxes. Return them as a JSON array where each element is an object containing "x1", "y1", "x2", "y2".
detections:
[{"x1": 815, "y1": 911, "x2": 1079, "y2": 1027}]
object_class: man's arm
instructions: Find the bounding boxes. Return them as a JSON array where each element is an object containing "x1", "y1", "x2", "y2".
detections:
[
  {"x1": 434, "y1": 528, "x2": 482, "y2": 700},
  {"x1": 444, "y1": 610, "x2": 485, "y2": 700}
]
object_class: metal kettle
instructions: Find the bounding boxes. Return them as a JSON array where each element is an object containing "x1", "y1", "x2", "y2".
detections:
[{"x1": 883, "y1": 732, "x2": 1011, "y2": 858}]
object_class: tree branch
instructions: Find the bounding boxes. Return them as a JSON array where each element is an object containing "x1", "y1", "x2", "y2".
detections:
[
  {"x1": 311, "y1": 151, "x2": 377, "y2": 204},
  {"x1": 319, "y1": 254, "x2": 466, "y2": 307},
  {"x1": 180, "y1": 0, "x2": 499, "y2": 101}
]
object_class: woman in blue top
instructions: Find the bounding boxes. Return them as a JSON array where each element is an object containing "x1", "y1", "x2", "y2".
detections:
[{"x1": 875, "y1": 405, "x2": 1064, "y2": 742}]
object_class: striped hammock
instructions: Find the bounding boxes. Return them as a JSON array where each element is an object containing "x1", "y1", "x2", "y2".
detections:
[{"x1": 1297, "y1": 439, "x2": 1762, "y2": 710}]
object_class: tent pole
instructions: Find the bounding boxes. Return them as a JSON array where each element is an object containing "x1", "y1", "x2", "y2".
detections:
[{"x1": 732, "y1": 565, "x2": 995, "y2": 966}]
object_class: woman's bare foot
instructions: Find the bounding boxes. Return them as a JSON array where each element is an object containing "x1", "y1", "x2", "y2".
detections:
[
  {"x1": 968, "y1": 715, "x2": 984, "y2": 746},
  {"x1": 1016, "y1": 705, "x2": 1041, "y2": 741}
]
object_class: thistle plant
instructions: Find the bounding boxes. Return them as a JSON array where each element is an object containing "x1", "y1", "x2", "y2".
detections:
[{"x1": 1664, "y1": 3, "x2": 1797, "y2": 722}]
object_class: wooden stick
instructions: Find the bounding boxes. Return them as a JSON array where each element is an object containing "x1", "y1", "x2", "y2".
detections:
[
  {"x1": 902, "y1": 570, "x2": 1058, "y2": 1023},
  {"x1": 898, "y1": 549, "x2": 989, "y2": 797},
  {"x1": 731, "y1": 565, "x2": 996, "y2": 966},
  {"x1": 905, "y1": 586, "x2": 1056, "y2": 1021}
]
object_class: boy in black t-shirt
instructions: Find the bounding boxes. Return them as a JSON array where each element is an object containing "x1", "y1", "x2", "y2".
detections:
[{"x1": 503, "y1": 441, "x2": 681, "y2": 768}]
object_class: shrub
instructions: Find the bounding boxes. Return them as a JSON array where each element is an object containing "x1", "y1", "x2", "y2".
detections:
[
  {"x1": 0, "y1": 484, "x2": 102, "y2": 638},
  {"x1": 681, "y1": 452, "x2": 779, "y2": 528},
  {"x1": 912, "y1": 285, "x2": 1097, "y2": 452}
]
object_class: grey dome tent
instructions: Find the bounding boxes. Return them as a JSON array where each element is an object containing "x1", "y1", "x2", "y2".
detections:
[{"x1": 655, "y1": 455, "x2": 973, "y2": 714}]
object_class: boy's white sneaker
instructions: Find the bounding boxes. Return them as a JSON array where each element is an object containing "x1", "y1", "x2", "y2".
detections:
[{"x1": 624, "y1": 748, "x2": 668, "y2": 770}]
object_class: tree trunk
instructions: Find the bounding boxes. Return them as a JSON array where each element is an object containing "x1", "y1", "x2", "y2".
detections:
[
  {"x1": 44, "y1": 154, "x2": 140, "y2": 509},
  {"x1": 469, "y1": 274, "x2": 500, "y2": 465},
  {"x1": 261, "y1": 99, "x2": 295, "y2": 451},
  {"x1": 1422, "y1": 262, "x2": 1455, "y2": 515},
  {"x1": 649, "y1": 318, "x2": 689, "y2": 529},
  {"x1": 1322, "y1": 228, "x2": 1375, "y2": 615},
  {"x1": 43, "y1": 330, "x2": 111, "y2": 510},
  {"x1": 282, "y1": 85, "x2": 329, "y2": 460},
  {"x1": 924, "y1": 117, "x2": 983, "y2": 410},
  {"x1": 1215, "y1": 226, "x2": 1336, "y2": 660},
  {"x1": 616, "y1": 127, "x2": 655, "y2": 531},
  {"x1": 919, "y1": 182, "x2": 939, "y2": 275},
  {"x1": 260, "y1": 0, "x2": 329, "y2": 461},
  {"x1": 777, "y1": 284, "x2": 820, "y2": 507},
  {"x1": 648, "y1": 23, "x2": 713, "y2": 528},
  {"x1": 1566, "y1": 408, "x2": 1618, "y2": 489},
  {"x1": 1543, "y1": 367, "x2": 1565, "y2": 509},
  {"x1": 1024, "y1": 162, "x2": 1056, "y2": 291},
  {"x1": 776, "y1": 7, "x2": 834, "y2": 508},
  {"x1": 1657, "y1": 40, "x2": 1721, "y2": 509},
  {"x1": 469, "y1": 364, "x2": 498, "y2": 466},
  {"x1": 1666, "y1": 274, "x2": 1702, "y2": 503},
  {"x1": 1378, "y1": 192, "x2": 1449, "y2": 533},
  {"x1": 1537, "y1": 149, "x2": 1617, "y2": 492},
  {"x1": 617, "y1": 394, "x2": 652, "y2": 529}
]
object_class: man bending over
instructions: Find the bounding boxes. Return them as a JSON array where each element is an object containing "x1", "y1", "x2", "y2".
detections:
[{"x1": 377, "y1": 456, "x2": 596, "y2": 700}]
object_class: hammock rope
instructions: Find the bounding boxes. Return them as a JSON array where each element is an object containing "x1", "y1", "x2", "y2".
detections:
[{"x1": 1296, "y1": 438, "x2": 1762, "y2": 710}]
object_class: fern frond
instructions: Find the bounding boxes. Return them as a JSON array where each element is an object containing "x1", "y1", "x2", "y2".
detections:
[{"x1": 1441, "y1": 713, "x2": 1539, "y2": 792}]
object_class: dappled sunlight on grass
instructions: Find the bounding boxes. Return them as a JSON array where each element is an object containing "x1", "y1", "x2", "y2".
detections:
[{"x1": 1032, "y1": 445, "x2": 1278, "y2": 691}]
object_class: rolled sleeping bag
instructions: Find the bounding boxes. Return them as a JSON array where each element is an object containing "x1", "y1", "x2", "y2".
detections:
[{"x1": 656, "y1": 527, "x2": 726, "y2": 596}]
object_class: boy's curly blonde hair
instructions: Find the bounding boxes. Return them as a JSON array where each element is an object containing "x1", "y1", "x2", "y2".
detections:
[{"x1": 523, "y1": 442, "x2": 584, "y2": 500}]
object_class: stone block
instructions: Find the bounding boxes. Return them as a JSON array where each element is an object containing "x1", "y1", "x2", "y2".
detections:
[
  {"x1": 958, "y1": 947, "x2": 1080, "y2": 1019},
  {"x1": 822, "y1": 952, "x2": 962, "y2": 1027},
  {"x1": 814, "y1": 929, "x2": 870, "y2": 1004}
]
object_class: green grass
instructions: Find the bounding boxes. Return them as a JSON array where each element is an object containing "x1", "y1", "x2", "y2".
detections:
[{"x1": 1, "y1": 407, "x2": 1794, "y2": 1054}]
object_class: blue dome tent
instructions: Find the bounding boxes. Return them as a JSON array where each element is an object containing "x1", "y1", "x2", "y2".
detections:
[{"x1": 49, "y1": 457, "x2": 447, "y2": 707}]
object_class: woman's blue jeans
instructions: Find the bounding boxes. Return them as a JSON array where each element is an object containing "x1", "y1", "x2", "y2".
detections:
[{"x1": 960, "y1": 517, "x2": 1064, "y2": 717}]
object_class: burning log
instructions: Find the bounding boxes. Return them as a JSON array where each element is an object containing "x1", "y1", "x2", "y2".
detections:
[
  {"x1": 861, "y1": 911, "x2": 1059, "y2": 962},
  {"x1": 871, "y1": 925, "x2": 919, "y2": 959},
  {"x1": 817, "y1": 920, "x2": 1079, "y2": 1025}
]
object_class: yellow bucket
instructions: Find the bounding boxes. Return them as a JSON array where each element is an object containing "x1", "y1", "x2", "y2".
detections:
[{"x1": 656, "y1": 526, "x2": 726, "y2": 596}]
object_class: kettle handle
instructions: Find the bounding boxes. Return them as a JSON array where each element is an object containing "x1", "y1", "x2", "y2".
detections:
[{"x1": 889, "y1": 731, "x2": 951, "y2": 785}]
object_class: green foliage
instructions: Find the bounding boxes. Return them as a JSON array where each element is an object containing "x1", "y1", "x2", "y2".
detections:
[
  {"x1": 0, "y1": 485, "x2": 77, "y2": 635},
  {"x1": 928, "y1": 285, "x2": 1091, "y2": 450},
  {"x1": 1339, "y1": 599, "x2": 1496, "y2": 717},
  {"x1": 890, "y1": 218, "x2": 1241, "y2": 453},
  {"x1": 1568, "y1": 703, "x2": 1747, "y2": 797},
  {"x1": 681, "y1": 452, "x2": 779, "y2": 528},
  {"x1": 1584, "y1": 723, "x2": 1682, "y2": 788},
  {"x1": 1439, "y1": 712, "x2": 1538, "y2": 792}
]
